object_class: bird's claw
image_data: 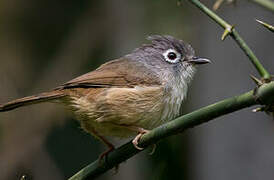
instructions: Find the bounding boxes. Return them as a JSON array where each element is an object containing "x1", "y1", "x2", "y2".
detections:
[{"x1": 132, "y1": 129, "x2": 150, "y2": 150}]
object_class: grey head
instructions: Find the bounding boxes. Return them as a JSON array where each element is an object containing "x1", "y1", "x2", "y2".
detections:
[
  {"x1": 125, "y1": 35, "x2": 210, "y2": 121},
  {"x1": 125, "y1": 35, "x2": 210, "y2": 85}
]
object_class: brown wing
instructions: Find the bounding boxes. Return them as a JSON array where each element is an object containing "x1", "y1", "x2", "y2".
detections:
[{"x1": 55, "y1": 58, "x2": 161, "y2": 90}]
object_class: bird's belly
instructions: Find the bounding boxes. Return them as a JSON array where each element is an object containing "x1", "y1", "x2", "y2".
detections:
[
  {"x1": 81, "y1": 120, "x2": 138, "y2": 138},
  {"x1": 68, "y1": 86, "x2": 181, "y2": 138}
]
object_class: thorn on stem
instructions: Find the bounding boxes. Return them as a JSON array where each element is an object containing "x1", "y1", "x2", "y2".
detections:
[
  {"x1": 252, "y1": 107, "x2": 265, "y2": 112},
  {"x1": 252, "y1": 105, "x2": 274, "y2": 120},
  {"x1": 250, "y1": 75, "x2": 263, "y2": 86},
  {"x1": 221, "y1": 25, "x2": 234, "y2": 41},
  {"x1": 255, "y1": 19, "x2": 274, "y2": 33}
]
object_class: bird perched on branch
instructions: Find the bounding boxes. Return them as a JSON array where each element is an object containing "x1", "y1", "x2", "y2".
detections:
[{"x1": 0, "y1": 35, "x2": 210, "y2": 158}]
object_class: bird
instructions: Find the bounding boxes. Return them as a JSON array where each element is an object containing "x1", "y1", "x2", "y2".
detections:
[{"x1": 0, "y1": 35, "x2": 210, "y2": 157}]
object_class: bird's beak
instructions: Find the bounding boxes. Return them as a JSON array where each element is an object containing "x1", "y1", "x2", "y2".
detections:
[{"x1": 188, "y1": 57, "x2": 211, "y2": 65}]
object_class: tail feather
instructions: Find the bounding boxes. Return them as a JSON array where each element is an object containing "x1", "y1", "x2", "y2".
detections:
[{"x1": 0, "y1": 91, "x2": 65, "y2": 112}]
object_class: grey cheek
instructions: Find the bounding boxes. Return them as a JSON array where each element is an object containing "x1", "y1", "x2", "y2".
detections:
[{"x1": 172, "y1": 64, "x2": 181, "y2": 76}]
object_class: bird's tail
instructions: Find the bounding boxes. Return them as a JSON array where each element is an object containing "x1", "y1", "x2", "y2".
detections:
[{"x1": 0, "y1": 91, "x2": 66, "y2": 112}]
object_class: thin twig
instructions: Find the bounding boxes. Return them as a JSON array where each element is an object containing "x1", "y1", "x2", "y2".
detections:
[{"x1": 188, "y1": 0, "x2": 271, "y2": 79}]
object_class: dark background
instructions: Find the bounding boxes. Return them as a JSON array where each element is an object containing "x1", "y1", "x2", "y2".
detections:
[{"x1": 0, "y1": 0, "x2": 273, "y2": 179}]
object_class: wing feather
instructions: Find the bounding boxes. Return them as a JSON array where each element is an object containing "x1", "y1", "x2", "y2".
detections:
[{"x1": 56, "y1": 58, "x2": 161, "y2": 89}]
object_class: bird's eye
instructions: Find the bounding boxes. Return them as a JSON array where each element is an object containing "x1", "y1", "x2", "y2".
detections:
[
  {"x1": 167, "y1": 52, "x2": 177, "y2": 60},
  {"x1": 163, "y1": 49, "x2": 181, "y2": 63}
]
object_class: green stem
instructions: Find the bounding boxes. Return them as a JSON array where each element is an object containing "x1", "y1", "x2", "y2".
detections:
[
  {"x1": 249, "y1": 0, "x2": 274, "y2": 12},
  {"x1": 230, "y1": 29, "x2": 270, "y2": 78},
  {"x1": 189, "y1": 0, "x2": 271, "y2": 79},
  {"x1": 69, "y1": 82, "x2": 274, "y2": 180}
]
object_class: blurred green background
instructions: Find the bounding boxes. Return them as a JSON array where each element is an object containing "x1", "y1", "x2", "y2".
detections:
[{"x1": 0, "y1": 0, "x2": 273, "y2": 179}]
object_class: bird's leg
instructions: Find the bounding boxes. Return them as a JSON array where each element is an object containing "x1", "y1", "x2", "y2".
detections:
[
  {"x1": 90, "y1": 129, "x2": 115, "y2": 161},
  {"x1": 91, "y1": 130, "x2": 120, "y2": 173},
  {"x1": 98, "y1": 136, "x2": 115, "y2": 161}
]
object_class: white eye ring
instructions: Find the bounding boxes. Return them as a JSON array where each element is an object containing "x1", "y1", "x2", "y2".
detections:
[{"x1": 163, "y1": 49, "x2": 182, "y2": 64}]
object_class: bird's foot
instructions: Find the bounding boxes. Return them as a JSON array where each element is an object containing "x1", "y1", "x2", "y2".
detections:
[{"x1": 132, "y1": 129, "x2": 150, "y2": 150}]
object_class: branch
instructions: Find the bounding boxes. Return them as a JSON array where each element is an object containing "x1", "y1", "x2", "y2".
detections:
[
  {"x1": 188, "y1": 0, "x2": 271, "y2": 79},
  {"x1": 69, "y1": 82, "x2": 274, "y2": 180},
  {"x1": 249, "y1": 0, "x2": 274, "y2": 12}
]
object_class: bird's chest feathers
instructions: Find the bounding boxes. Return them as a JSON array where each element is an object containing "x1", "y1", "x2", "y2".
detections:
[
  {"x1": 161, "y1": 65, "x2": 195, "y2": 121},
  {"x1": 161, "y1": 77, "x2": 187, "y2": 121}
]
